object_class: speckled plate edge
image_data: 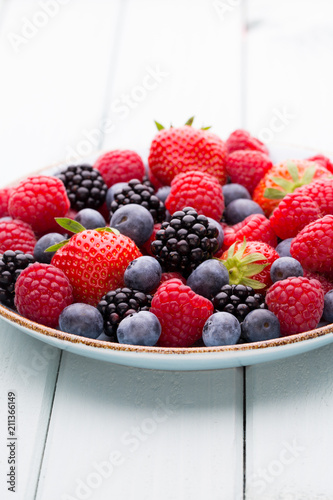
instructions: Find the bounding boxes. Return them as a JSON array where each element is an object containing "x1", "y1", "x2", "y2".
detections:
[{"x1": 1, "y1": 142, "x2": 333, "y2": 370}]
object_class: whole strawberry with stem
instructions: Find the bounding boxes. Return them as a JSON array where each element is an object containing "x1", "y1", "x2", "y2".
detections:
[
  {"x1": 50, "y1": 218, "x2": 142, "y2": 306},
  {"x1": 148, "y1": 117, "x2": 227, "y2": 186},
  {"x1": 219, "y1": 238, "x2": 279, "y2": 292},
  {"x1": 253, "y1": 159, "x2": 331, "y2": 216}
]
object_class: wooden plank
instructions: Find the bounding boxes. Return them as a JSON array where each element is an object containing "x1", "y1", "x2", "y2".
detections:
[{"x1": 36, "y1": 354, "x2": 244, "y2": 500}]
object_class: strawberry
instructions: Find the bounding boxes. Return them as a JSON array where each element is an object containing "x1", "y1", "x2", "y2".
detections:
[
  {"x1": 219, "y1": 214, "x2": 277, "y2": 253},
  {"x1": 148, "y1": 118, "x2": 227, "y2": 186},
  {"x1": 50, "y1": 219, "x2": 142, "y2": 306},
  {"x1": 252, "y1": 159, "x2": 331, "y2": 217},
  {"x1": 225, "y1": 129, "x2": 269, "y2": 155},
  {"x1": 218, "y1": 238, "x2": 279, "y2": 292},
  {"x1": 226, "y1": 150, "x2": 273, "y2": 194},
  {"x1": 269, "y1": 191, "x2": 322, "y2": 240},
  {"x1": 165, "y1": 170, "x2": 224, "y2": 221}
]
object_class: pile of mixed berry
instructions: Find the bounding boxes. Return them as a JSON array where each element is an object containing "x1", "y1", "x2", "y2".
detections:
[{"x1": 1, "y1": 119, "x2": 333, "y2": 348}]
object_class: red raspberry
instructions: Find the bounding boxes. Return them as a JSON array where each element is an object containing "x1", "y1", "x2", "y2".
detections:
[
  {"x1": 307, "y1": 154, "x2": 333, "y2": 174},
  {"x1": 290, "y1": 215, "x2": 333, "y2": 278},
  {"x1": 0, "y1": 219, "x2": 36, "y2": 253},
  {"x1": 295, "y1": 178, "x2": 333, "y2": 216},
  {"x1": 14, "y1": 263, "x2": 73, "y2": 328},
  {"x1": 266, "y1": 277, "x2": 324, "y2": 336},
  {"x1": 269, "y1": 192, "x2": 322, "y2": 240},
  {"x1": 226, "y1": 129, "x2": 269, "y2": 155},
  {"x1": 159, "y1": 272, "x2": 186, "y2": 285},
  {"x1": 165, "y1": 170, "x2": 224, "y2": 221},
  {"x1": 303, "y1": 270, "x2": 333, "y2": 294},
  {"x1": 150, "y1": 278, "x2": 213, "y2": 347},
  {"x1": 221, "y1": 214, "x2": 277, "y2": 251},
  {"x1": 0, "y1": 187, "x2": 14, "y2": 218},
  {"x1": 226, "y1": 150, "x2": 273, "y2": 194},
  {"x1": 94, "y1": 150, "x2": 145, "y2": 188},
  {"x1": 8, "y1": 176, "x2": 70, "y2": 234},
  {"x1": 140, "y1": 223, "x2": 161, "y2": 256}
]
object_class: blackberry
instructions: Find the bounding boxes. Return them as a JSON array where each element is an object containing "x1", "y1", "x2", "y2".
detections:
[
  {"x1": 110, "y1": 178, "x2": 165, "y2": 223},
  {"x1": 58, "y1": 164, "x2": 107, "y2": 211},
  {"x1": 0, "y1": 250, "x2": 35, "y2": 308},
  {"x1": 212, "y1": 284, "x2": 267, "y2": 323},
  {"x1": 97, "y1": 287, "x2": 153, "y2": 341},
  {"x1": 151, "y1": 207, "x2": 219, "y2": 277}
]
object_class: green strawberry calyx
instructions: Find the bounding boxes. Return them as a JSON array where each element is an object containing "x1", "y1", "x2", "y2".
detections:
[
  {"x1": 217, "y1": 238, "x2": 268, "y2": 290},
  {"x1": 263, "y1": 162, "x2": 317, "y2": 200},
  {"x1": 154, "y1": 116, "x2": 211, "y2": 131},
  {"x1": 45, "y1": 217, "x2": 120, "y2": 252}
]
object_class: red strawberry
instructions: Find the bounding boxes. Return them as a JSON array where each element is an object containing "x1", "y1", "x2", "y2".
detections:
[
  {"x1": 51, "y1": 227, "x2": 142, "y2": 306},
  {"x1": 225, "y1": 129, "x2": 269, "y2": 155},
  {"x1": 14, "y1": 263, "x2": 73, "y2": 328},
  {"x1": 290, "y1": 215, "x2": 333, "y2": 278},
  {"x1": 219, "y1": 239, "x2": 279, "y2": 292},
  {"x1": 220, "y1": 214, "x2": 277, "y2": 252},
  {"x1": 148, "y1": 121, "x2": 227, "y2": 186},
  {"x1": 266, "y1": 277, "x2": 324, "y2": 336},
  {"x1": 307, "y1": 154, "x2": 333, "y2": 174},
  {"x1": 0, "y1": 219, "x2": 36, "y2": 254},
  {"x1": 252, "y1": 159, "x2": 331, "y2": 217},
  {"x1": 150, "y1": 278, "x2": 213, "y2": 347},
  {"x1": 269, "y1": 191, "x2": 322, "y2": 240},
  {"x1": 94, "y1": 150, "x2": 145, "y2": 188},
  {"x1": 294, "y1": 178, "x2": 333, "y2": 216},
  {"x1": 0, "y1": 187, "x2": 14, "y2": 218},
  {"x1": 226, "y1": 150, "x2": 273, "y2": 194},
  {"x1": 8, "y1": 175, "x2": 70, "y2": 234},
  {"x1": 165, "y1": 170, "x2": 224, "y2": 221},
  {"x1": 140, "y1": 223, "x2": 161, "y2": 256}
]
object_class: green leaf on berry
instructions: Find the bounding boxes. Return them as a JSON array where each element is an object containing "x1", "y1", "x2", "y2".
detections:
[
  {"x1": 287, "y1": 162, "x2": 300, "y2": 183},
  {"x1": 55, "y1": 217, "x2": 86, "y2": 234},
  {"x1": 45, "y1": 239, "x2": 70, "y2": 252},
  {"x1": 185, "y1": 116, "x2": 195, "y2": 126},
  {"x1": 300, "y1": 164, "x2": 316, "y2": 185},
  {"x1": 154, "y1": 121, "x2": 165, "y2": 131},
  {"x1": 95, "y1": 227, "x2": 120, "y2": 235},
  {"x1": 270, "y1": 176, "x2": 294, "y2": 192},
  {"x1": 263, "y1": 188, "x2": 286, "y2": 199},
  {"x1": 201, "y1": 126, "x2": 212, "y2": 130}
]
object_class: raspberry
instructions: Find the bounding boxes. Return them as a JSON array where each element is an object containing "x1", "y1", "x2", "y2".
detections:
[
  {"x1": 0, "y1": 219, "x2": 36, "y2": 254},
  {"x1": 307, "y1": 154, "x2": 333, "y2": 174},
  {"x1": 226, "y1": 150, "x2": 273, "y2": 194},
  {"x1": 141, "y1": 223, "x2": 161, "y2": 256},
  {"x1": 150, "y1": 278, "x2": 213, "y2": 347},
  {"x1": 165, "y1": 170, "x2": 224, "y2": 221},
  {"x1": 269, "y1": 191, "x2": 322, "y2": 240},
  {"x1": 221, "y1": 214, "x2": 277, "y2": 251},
  {"x1": 159, "y1": 272, "x2": 186, "y2": 285},
  {"x1": 290, "y1": 215, "x2": 333, "y2": 278},
  {"x1": 94, "y1": 150, "x2": 145, "y2": 188},
  {"x1": 14, "y1": 263, "x2": 73, "y2": 328},
  {"x1": 226, "y1": 129, "x2": 269, "y2": 155},
  {"x1": 8, "y1": 176, "x2": 70, "y2": 234},
  {"x1": 303, "y1": 270, "x2": 333, "y2": 294},
  {"x1": 295, "y1": 178, "x2": 333, "y2": 216},
  {"x1": 266, "y1": 277, "x2": 324, "y2": 336},
  {"x1": 0, "y1": 187, "x2": 14, "y2": 218}
]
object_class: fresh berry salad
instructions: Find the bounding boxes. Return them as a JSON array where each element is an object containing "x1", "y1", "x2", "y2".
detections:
[{"x1": 1, "y1": 119, "x2": 333, "y2": 349}]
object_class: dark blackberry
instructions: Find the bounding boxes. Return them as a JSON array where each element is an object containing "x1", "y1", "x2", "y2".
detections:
[
  {"x1": 110, "y1": 178, "x2": 166, "y2": 223},
  {"x1": 150, "y1": 207, "x2": 219, "y2": 277},
  {"x1": 142, "y1": 175, "x2": 156, "y2": 191},
  {"x1": 0, "y1": 250, "x2": 35, "y2": 308},
  {"x1": 97, "y1": 287, "x2": 153, "y2": 341},
  {"x1": 213, "y1": 284, "x2": 267, "y2": 323},
  {"x1": 58, "y1": 164, "x2": 107, "y2": 211}
]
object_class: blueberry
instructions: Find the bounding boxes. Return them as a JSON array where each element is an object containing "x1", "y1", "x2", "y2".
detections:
[
  {"x1": 322, "y1": 290, "x2": 333, "y2": 323},
  {"x1": 74, "y1": 208, "x2": 106, "y2": 229},
  {"x1": 156, "y1": 186, "x2": 171, "y2": 203},
  {"x1": 187, "y1": 259, "x2": 229, "y2": 299},
  {"x1": 106, "y1": 182, "x2": 128, "y2": 211},
  {"x1": 224, "y1": 199, "x2": 264, "y2": 225},
  {"x1": 270, "y1": 257, "x2": 303, "y2": 283},
  {"x1": 117, "y1": 310, "x2": 161, "y2": 346},
  {"x1": 206, "y1": 217, "x2": 224, "y2": 250},
  {"x1": 275, "y1": 238, "x2": 293, "y2": 257},
  {"x1": 34, "y1": 232, "x2": 65, "y2": 264},
  {"x1": 110, "y1": 204, "x2": 154, "y2": 247},
  {"x1": 202, "y1": 312, "x2": 241, "y2": 346},
  {"x1": 241, "y1": 309, "x2": 280, "y2": 342},
  {"x1": 59, "y1": 303, "x2": 104, "y2": 339},
  {"x1": 222, "y1": 183, "x2": 251, "y2": 206},
  {"x1": 124, "y1": 256, "x2": 162, "y2": 293}
]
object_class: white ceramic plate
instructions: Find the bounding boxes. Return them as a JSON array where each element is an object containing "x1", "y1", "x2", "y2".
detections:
[{"x1": 1, "y1": 143, "x2": 333, "y2": 371}]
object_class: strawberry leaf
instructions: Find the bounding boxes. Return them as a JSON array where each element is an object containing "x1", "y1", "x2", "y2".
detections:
[
  {"x1": 185, "y1": 116, "x2": 195, "y2": 126},
  {"x1": 45, "y1": 239, "x2": 70, "y2": 252},
  {"x1": 241, "y1": 277, "x2": 266, "y2": 290},
  {"x1": 154, "y1": 121, "x2": 164, "y2": 131},
  {"x1": 201, "y1": 126, "x2": 212, "y2": 130},
  {"x1": 270, "y1": 177, "x2": 294, "y2": 192},
  {"x1": 263, "y1": 188, "x2": 286, "y2": 199},
  {"x1": 55, "y1": 217, "x2": 86, "y2": 234},
  {"x1": 242, "y1": 263, "x2": 268, "y2": 276},
  {"x1": 95, "y1": 227, "x2": 120, "y2": 235},
  {"x1": 300, "y1": 164, "x2": 316, "y2": 185},
  {"x1": 287, "y1": 162, "x2": 300, "y2": 183}
]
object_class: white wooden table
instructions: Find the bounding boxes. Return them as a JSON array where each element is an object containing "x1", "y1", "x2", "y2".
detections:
[{"x1": 1, "y1": 1, "x2": 333, "y2": 499}]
